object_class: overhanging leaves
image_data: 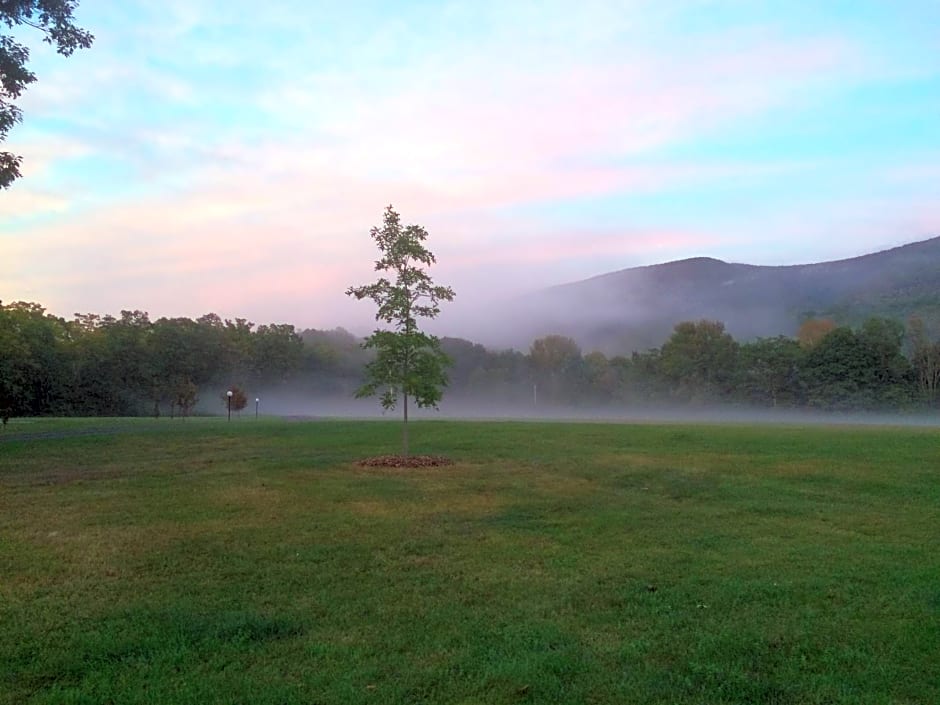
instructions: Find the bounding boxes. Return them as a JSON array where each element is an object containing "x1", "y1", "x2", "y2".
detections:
[{"x1": 1, "y1": 0, "x2": 93, "y2": 188}]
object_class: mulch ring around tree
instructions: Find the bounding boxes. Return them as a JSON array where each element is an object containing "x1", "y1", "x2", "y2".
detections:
[{"x1": 357, "y1": 455, "x2": 454, "y2": 468}]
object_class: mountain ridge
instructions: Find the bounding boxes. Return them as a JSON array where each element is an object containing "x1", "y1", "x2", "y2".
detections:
[{"x1": 495, "y1": 236, "x2": 940, "y2": 354}]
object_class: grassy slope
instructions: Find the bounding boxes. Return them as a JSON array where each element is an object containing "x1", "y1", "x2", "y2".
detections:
[{"x1": 1, "y1": 418, "x2": 938, "y2": 704}]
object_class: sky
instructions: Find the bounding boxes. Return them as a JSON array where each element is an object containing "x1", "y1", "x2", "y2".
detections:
[{"x1": 2, "y1": 0, "x2": 939, "y2": 335}]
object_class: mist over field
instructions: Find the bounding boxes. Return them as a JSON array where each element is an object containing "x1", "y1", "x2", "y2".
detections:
[{"x1": 241, "y1": 390, "x2": 940, "y2": 428}]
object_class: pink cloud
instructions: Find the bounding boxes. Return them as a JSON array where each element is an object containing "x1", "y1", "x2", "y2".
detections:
[
  {"x1": 0, "y1": 140, "x2": 861, "y2": 330},
  {"x1": 278, "y1": 33, "x2": 857, "y2": 179},
  {"x1": 2, "y1": 17, "x2": 900, "y2": 332}
]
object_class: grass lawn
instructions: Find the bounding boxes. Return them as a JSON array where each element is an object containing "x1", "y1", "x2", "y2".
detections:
[{"x1": 1, "y1": 418, "x2": 938, "y2": 704}]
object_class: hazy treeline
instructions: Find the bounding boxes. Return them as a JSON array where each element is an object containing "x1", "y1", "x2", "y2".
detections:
[
  {"x1": 3, "y1": 300, "x2": 940, "y2": 417},
  {"x1": 0, "y1": 303, "x2": 306, "y2": 417},
  {"x1": 438, "y1": 317, "x2": 940, "y2": 412},
  {"x1": 530, "y1": 317, "x2": 939, "y2": 411}
]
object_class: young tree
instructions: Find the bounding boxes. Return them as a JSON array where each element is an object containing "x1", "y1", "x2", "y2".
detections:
[
  {"x1": 2, "y1": 1, "x2": 94, "y2": 188},
  {"x1": 346, "y1": 205, "x2": 455, "y2": 457}
]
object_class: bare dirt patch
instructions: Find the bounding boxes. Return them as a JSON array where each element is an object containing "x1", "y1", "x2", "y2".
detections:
[{"x1": 356, "y1": 455, "x2": 454, "y2": 468}]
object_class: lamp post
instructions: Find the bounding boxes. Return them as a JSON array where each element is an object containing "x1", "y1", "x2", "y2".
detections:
[
  {"x1": 226, "y1": 390, "x2": 233, "y2": 421},
  {"x1": 255, "y1": 397, "x2": 260, "y2": 419}
]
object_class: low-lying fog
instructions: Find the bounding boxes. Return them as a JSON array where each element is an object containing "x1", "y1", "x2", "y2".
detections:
[{"x1": 241, "y1": 393, "x2": 940, "y2": 428}]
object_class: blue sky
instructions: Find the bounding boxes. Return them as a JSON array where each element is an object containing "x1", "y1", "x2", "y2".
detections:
[{"x1": 2, "y1": 0, "x2": 939, "y2": 332}]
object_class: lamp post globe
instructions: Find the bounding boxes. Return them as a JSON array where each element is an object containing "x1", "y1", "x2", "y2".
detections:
[
  {"x1": 255, "y1": 398, "x2": 260, "y2": 419},
  {"x1": 226, "y1": 390, "x2": 233, "y2": 421}
]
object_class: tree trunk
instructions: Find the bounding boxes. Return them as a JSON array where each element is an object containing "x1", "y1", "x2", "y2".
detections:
[
  {"x1": 403, "y1": 317, "x2": 411, "y2": 458},
  {"x1": 403, "y1": 392, "x2": 409, "y2": 458}
]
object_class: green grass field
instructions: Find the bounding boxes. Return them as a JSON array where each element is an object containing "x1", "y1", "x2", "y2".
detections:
[{"x1": 1, "y1": 418, "x2": 938, "y2": 704}]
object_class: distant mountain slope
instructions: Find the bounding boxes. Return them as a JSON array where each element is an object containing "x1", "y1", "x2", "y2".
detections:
[{"x1": 499, "y1": 236, "x2": 940, "y2": 354}]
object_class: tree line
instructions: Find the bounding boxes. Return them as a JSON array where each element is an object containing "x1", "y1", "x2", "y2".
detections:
[
  {"x1": 434, "y1": 317, "x2": 939, "y2": 412},
  {"x1": 3, "y1": 299, "x2": 940, "y2": 418},
  {"x1": 0, "y1": 303, "x2": 304, "y2": 418},
  {"x1": 522, "y1": 317, "x2": 939, "y2": 411}
]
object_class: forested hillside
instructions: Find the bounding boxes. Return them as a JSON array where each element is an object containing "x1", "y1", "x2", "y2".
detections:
[
  {"x1": 498, "y1": 236, "x2": 940, "y2": 352},
  {"x1": 3, "y1": 300, "x2": 940, "y2": 419}
]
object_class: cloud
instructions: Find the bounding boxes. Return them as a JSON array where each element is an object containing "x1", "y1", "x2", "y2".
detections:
[
  {"x1": 258, "y1": 28, "x2": 859, "y2": 173},
  {"x1": 5, "y1": 1, "x2": 939, "y2": 333},
  {"x1": 884, "y1": 159, "x2": 940, "y2": 186},
  {"x1": 0, "y1": 175, "x2": 72, "y2": 213}
]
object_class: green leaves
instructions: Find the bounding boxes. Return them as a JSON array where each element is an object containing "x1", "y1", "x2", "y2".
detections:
[
  {"x1": 356, "y1": 330, "x2": 451, "y2": 410},
  {"x1": 659, "y1": 320, "x2": 739, "y2": 401},
  {"x1": 346, "y1": 206, "x2": 455, "y2": 331},
  {"x1": 1, "y1": 1, "x2": 94, "y2": 188},
  {"x1": 347, "y1": 206, "x2": 456, "y2": 454}
]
